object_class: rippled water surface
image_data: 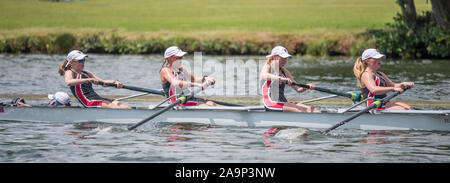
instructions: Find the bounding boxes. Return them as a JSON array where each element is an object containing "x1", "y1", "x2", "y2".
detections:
[
  {"x1": 0, "y1": 54, "x2": 449, "y2": 163},
  {"x1": 0, "y1": 121, "x2": 449, "y2": 163}
]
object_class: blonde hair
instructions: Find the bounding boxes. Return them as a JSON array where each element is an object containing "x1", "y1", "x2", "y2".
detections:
[
  {"x1": 353, "y1": 57, "x2": 367, "y2": 87},
  {"x1": 58, "y1": 59, "x2": 71, "y2": 76},
  {"x1": 266, "y1": 55, "x2": 288, "y2": 74},
  {"x1": 161, "y1": 58, "x2": 169, "y2": 70}
]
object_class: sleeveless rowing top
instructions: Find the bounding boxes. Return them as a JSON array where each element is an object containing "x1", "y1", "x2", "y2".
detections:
[
  {"x1": 262, "y1": 69, "x2": 288, "y2": 111},
  {"x1": 361, "y1": 71, "x2": 388, "y2": 109},
  {"x1": 69, "y1": 70, "x2": 110, "y2": 108},
  {"x1": 161, "y1": 69, "x2": 198, "y2": 106}
]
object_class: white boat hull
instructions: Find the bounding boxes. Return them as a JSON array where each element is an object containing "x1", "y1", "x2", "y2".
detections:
[{"x1": 0, "y1": 105, "x2": 449, "y2": 131}]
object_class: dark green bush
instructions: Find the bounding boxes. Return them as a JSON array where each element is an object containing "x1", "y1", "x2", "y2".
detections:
[
  {"x1": 367, "y1": 11, "x2": 450, "y2": 59},
  {"x1": 54, "y1": 33, "x2": 76, "y2": 53}
]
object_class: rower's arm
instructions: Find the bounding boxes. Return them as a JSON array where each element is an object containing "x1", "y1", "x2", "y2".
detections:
[
  {"x1": 85, "y1": 70, "x2": 115, "y2": 84},
  {"x1": 282, "y1": 69, "x2": 303, "y2": 91},
  {"x1": 259, "y1": 64, "x2": 283, "y2": 81},
  {"x1": 64, "y1": 70, "x2": 92, "y2": 86},
  {"x1": 379, "y1": 72, "x2": 414, "y2": 89},
  {"x1": 161, "y1": 68, "x2": 202, "y2": 89},
  {"x1": 361, "y1": 72, "x2": 395, "y2": 95},
  {"x1": 181, "y1": 68, "x2": 204, "y2": 84}
]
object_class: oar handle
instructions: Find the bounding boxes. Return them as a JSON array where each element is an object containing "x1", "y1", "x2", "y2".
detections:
[
  {"x1": 98, "y1": 81, "x2": 116, "y2": 87},
  {"x1": 98, "y1": 81, "x2": 165, "y2": 96}
]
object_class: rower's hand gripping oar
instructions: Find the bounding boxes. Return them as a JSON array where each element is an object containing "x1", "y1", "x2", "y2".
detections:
[
  {"x1": 323, "y1": 86, "x2": 411, "y2": 134},
  {"x1": 292, "y1": 82, "x2": 363, "y2": 102},
  {"x1": 127, "y1": 81, "x2": 212, "y2": 131},
  {"x1": 98, "y1": 81, "x2": 165, "y2": 96}
]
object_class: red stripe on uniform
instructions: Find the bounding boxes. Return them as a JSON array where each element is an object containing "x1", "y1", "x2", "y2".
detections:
[
  {"x1": 367, "y1": 75, "x2": 385, "y2": 110},
  {"x1": 75, "y1": 74, "x2": 102, "y2": 108},
  {"x1": 262, "y1": 80, "x2": 284, "y2": 111}
]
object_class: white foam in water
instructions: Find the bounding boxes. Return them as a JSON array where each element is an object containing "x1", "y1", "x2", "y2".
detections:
[{"x1": 274, "y1": 128, "x2": 309, "y2": 140}]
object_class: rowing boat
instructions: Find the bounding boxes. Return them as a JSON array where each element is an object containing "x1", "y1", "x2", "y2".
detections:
[{"x1": 1, "y1": 104, "x2": 449, "y2": 131}]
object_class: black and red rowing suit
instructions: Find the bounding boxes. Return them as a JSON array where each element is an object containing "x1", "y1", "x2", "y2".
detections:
[
  {"x1": 361, "y1": 71, "x2": 388, "y2": 110},
  {"x1": 69, "y1": 70, "x2": 111, "y2": 108}
]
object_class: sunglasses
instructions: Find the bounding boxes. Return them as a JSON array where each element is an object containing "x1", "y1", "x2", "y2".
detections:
[
  {"x1": 76, "y1": 58, "x2": 85, "y2": 63},
  {"x1": 171, "y1": 56, "x2": 183, "y2": 60},
  {"x1": 12, "y1": 98, "x2": 25, "y2": 104}
]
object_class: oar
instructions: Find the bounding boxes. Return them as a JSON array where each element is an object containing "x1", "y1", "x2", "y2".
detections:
[
  {"x1": 149, "y1": 95, "x2": 177, "y2": 109},
  {"x1": 323, "y1": 86, "x2": 411, "y2": 134},
  {"x1": 292, "y1": 82, "x2": 363, "y2": 102},
  {"x1": 339, "y1": 97, "x2": 373, "y2": 113},
  {"x1": 115, "y1": 93, "x2": 150, "y2": 101},
  {"x1": 98, "y1": 81, "x2": 165, "y2": 96},
  {"x1": 127, "y1": 82, "x2": 212, "y2": 130},
  {"x1": 98, "y1": 81, "x2": 242, "y2": 106},
  {"x1": 192, "y1": 97, "x2": 244, "y2": 107},
  {"x1": 300, "y1": 94, "x2": 338, "y2": 104}
]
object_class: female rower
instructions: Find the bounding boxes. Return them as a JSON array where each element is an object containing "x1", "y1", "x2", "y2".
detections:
[
  {"x1": 353, "y1": 48, "x2": 414, "y2": 110},
  {"x1": 57, "y1": 50, "x2": 131, "y2": 109},
  {"x1": 260, "y1": 46, "x2": 319, "y2": 113},
  {"x1": 160, "y1": 46, "x2": 219, "y2": 106}
]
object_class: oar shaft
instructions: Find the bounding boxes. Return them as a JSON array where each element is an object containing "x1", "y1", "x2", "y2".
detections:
[
  {"x1": 324, "y1": 104, "x2": 375, "y2": 133},
  {"x1": 292, "y1": 83, "x2": 352, "y2": 98},
  {"x1": 193, "y1": 97, "x2": 243, "y2": 107},
  {"x1": 300, "y1": 95, "x2": 338, "y2": 104},
  {"x1": 128, "y1": 82, "x2": 212, "y2": 130},
  {"x1": 99, "y1": 81, "x2": 242, "y2": 107},
  {"x1": 115, "y1": 93, "x2": 149, "y2": 101},
  {"x1": 122, "y1": 85, "x2": 165, "y2": 96},
  {"x1": 149, "y1": 95, "x2": 177, "y2": 109},
  {"x1": 98, "y1": 81, "x2": 165, "y2": 96},
  {"x1": 128, "y1": 100, "x2": 181, "y2": 130}
]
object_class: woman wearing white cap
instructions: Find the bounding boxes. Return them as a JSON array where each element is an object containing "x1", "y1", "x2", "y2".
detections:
[
  {"x1": 48, "y1": 92, "x2": 71, "y2": 107},
  {"x1": 160, "y1": 46, "x2": 219, "y2": 106},
  {"x1": 57, "y1": 50, "x2": 131, "y2": 109},
  {"x1": 353, "y1": 48, "x2": 414, "y2": 110},
  {"x1": 260, "y1": 46, "x2": 319, "y2": 113}
]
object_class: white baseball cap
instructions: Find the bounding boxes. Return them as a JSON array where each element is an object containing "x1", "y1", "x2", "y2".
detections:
[
  {"x1": 362, "y1": 48, "x2": 385, "y2": 60},
  {"x1": 48, "y1": 92, "x2": 71, "y2": 105},
  {"x1": 65, "y1": 50, "x2": 88, "y2": 67},
  {"x1": 266, "y1": 46, "x2": 292, "y2": 58},
  {"x1": 164, "y1": 46, "x2": 187, "y2": 59}
]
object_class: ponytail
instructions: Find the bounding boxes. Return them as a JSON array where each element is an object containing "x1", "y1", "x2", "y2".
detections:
[
  {"x1": 266, "y1": 55, "x2": 289, "y2": 74},
  {"x1": 58, "y1": 59, "x2": 71, "y2": 76},
  {"x1": 353, "y1": 57, "x2": 367, "y2": 87},
  {"x1": 161, "y1": 59, "x2": 168, "y2": 69},
  {"x1": 265, "y1": 56, "x2": 273, "y2": 65}
]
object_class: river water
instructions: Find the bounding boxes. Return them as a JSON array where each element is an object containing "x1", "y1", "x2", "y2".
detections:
[{"x1": 0, "y1": 54, "x2": 449, "y2": 163}]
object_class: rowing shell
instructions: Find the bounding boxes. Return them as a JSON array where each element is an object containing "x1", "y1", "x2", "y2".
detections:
[{"x1": 0, "y1": 105, "x2": 449, "y2": 131}]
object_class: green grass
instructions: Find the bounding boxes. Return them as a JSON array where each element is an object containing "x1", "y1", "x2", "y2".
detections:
[{"x1": 0, "y1": 0, "x2": 432, "y2": 37}]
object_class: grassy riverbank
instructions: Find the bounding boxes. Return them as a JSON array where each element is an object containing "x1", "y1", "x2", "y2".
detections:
[{"x1": 0, "y1": 0, "x2": 432, "y2": 56}]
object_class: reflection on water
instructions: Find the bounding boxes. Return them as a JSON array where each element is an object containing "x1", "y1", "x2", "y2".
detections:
[{"x1": 1, "y1": 120, "x2": 450, "y2": 162}]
